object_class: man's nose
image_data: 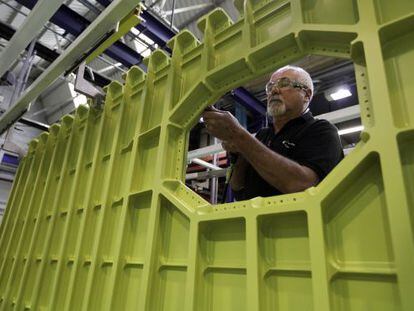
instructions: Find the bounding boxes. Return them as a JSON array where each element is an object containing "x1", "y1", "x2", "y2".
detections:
[{"x1": 268, "y1": 85, "x2": 281, "y2": 96}]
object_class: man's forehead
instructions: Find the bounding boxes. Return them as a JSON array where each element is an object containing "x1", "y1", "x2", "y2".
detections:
[{"x1": 270, "y1": 69, "x2": 299, "y2": 81}]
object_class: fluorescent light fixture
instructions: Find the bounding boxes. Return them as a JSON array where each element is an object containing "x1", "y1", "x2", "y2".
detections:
[
  {"x1": 325, "y1": 87, "x2": 352, "y2": 101},
  {"x1": 338, "y1": 125, "x2": 364, "y2": 136}
]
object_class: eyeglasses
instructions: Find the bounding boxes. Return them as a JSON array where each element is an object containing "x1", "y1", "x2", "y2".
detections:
[{"x1": 265, "y1": 77, "x2": 309, "y2": 95}]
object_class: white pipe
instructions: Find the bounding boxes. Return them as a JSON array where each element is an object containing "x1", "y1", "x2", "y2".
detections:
[{"x1": 191, "y1": 158, "x2": 221, "y2": 171}]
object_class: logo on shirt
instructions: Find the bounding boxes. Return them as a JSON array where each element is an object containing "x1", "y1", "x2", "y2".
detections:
[{"x1": 282, "y1": 140, "x2": 296, "y2": 149}]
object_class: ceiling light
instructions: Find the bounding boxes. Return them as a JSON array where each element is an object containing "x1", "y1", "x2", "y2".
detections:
[
  {"x1": 325, "y1": 87, "x2": 352, "y2": 101},
  {"x1": 338, "y1": 125, "x2": 364, "y2": 136}
]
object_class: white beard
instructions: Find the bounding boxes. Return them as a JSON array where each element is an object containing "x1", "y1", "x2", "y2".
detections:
[{"x1": 267, "y1": 101, "x2": 286, "y2": 118}]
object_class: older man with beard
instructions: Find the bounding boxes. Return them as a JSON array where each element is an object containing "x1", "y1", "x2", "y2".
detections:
[{"x1": 202, "y1": 65, "x2": 343, "y2": 200}]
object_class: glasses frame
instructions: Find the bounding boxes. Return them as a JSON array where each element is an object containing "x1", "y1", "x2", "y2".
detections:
[{"x1": 265, "y1": 77, "x2": 309, "y2": 95}]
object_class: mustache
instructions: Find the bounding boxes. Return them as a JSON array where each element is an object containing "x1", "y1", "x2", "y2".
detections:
[{"x1": 268, "y1": 97, "x2": 282, "y2": 104}]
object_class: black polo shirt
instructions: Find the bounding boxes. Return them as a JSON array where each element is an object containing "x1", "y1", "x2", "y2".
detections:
[{"x1": 235, "y1": 111, "x2": 344, "y2": 200}]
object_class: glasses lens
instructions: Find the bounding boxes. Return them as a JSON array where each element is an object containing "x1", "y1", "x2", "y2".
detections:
[
  {"x1": 266, "y1": 78, "x2": 301, "y2": 93},
  {"x1": 278, "y1": 77, "x2": 291, "y2": 88}
]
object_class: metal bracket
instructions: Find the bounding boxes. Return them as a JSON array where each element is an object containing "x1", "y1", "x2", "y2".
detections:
[
  {"x1": 63, "y1": 27, "x2": 117, "y2": 77},
  {"x1": 72, "y1": 6, "x2": 143, "y2": 109},
  {"x1": 74, "y1": 62, "x2": 105, "y2": 109},
  {"x1": 63, "y1": 5, "x2": 142, "y2": 77}
]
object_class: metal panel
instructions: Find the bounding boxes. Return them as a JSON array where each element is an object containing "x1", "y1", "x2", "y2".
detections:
[{"x1": 1, "y1": 1, "x2": 414, "y2": 310}]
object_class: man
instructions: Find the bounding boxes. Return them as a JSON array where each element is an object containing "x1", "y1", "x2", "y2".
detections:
[{"x1": 202, "y1": 65, "x2": 343, "y2": 200}]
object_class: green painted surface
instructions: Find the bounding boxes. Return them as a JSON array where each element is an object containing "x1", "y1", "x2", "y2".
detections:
[{"x1": 1, "y1": 0, "x2": 414, "y2": 310}]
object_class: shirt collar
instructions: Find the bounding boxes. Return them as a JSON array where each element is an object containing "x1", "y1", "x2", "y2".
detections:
[
  {"x1": 273, "y1": 110, "x2": 314, "y2": 135},
  {"x1": 300, "y1": 109, "x2": 314, "y2": 121}
]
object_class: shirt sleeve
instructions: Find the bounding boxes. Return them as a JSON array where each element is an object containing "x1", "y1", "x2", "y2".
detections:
[{"x1": 293, "y1": 120, "x2": 344, "y2": 181}]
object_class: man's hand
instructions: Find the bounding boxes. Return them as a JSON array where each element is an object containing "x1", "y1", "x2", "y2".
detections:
[{"x1": 202, "y1": 106, "x2": 245, "y2": 146}]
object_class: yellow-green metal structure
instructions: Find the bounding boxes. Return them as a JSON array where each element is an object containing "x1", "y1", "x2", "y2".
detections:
[{"x1": 1, "y1": 0, "x2": 414, "y2": 310}]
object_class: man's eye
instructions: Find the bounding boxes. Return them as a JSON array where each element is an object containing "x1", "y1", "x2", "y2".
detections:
[{"x1": 278, "y1": 78, "x2": 290, "y2": 87}]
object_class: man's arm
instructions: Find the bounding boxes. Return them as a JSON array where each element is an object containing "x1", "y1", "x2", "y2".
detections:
[
  {"x1": 233, "y1": 129, "x2": 318, "y2": 193},
  {"x1": 203, "y1": 109, "x2": 318, "y2": 194}
]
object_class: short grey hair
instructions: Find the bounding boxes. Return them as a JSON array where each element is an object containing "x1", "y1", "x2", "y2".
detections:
[{"x1": 275, "y1": 65, "x2": 314, "y2": 102}]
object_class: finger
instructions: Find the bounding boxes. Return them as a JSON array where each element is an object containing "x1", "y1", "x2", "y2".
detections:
[
  {"x1": 204, "y1": 105, "x2": 221, "y2": 112},
  {"x1": 202, "y1": 111, "x2": 223, "y2": 120}
]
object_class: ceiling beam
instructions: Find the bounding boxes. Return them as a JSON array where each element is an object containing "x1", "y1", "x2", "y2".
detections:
[
  {"x1": 76, "y1": 0, "x2": 102, "y2": 15},
  {"x1": 96, "y1": 0, "x2": 176, "y2": 48},
  {"x1": 0, "y1": 0, "x2": 66, "y2": 78},
  {"x1": 158, "y1": 0, "x2": 168, "y2": 10},
  {"x1": 231, "y1": 87, "x2": 266, "y2": 116},
  {"x1": 15, "y1": 0, "x2": 143, "y2": 67},
  {"x1": 5, "y1": 2, "x2": 22, "y2": 25},
  {"x1": 164, "y1": 3, "x2": 213, "y2": 16},
  {"x1": 317, "y1": 105, "x2": 361, "y2": 124},
  {"x1": 0, "y1": 21, "x2": 111, "y2": 87},
  {"x1": 177, "y1": 0, "x2": 226, "y2": 29},
  {"x1": 0, "y1": 0, "x2": 140, "y2": 134}
]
